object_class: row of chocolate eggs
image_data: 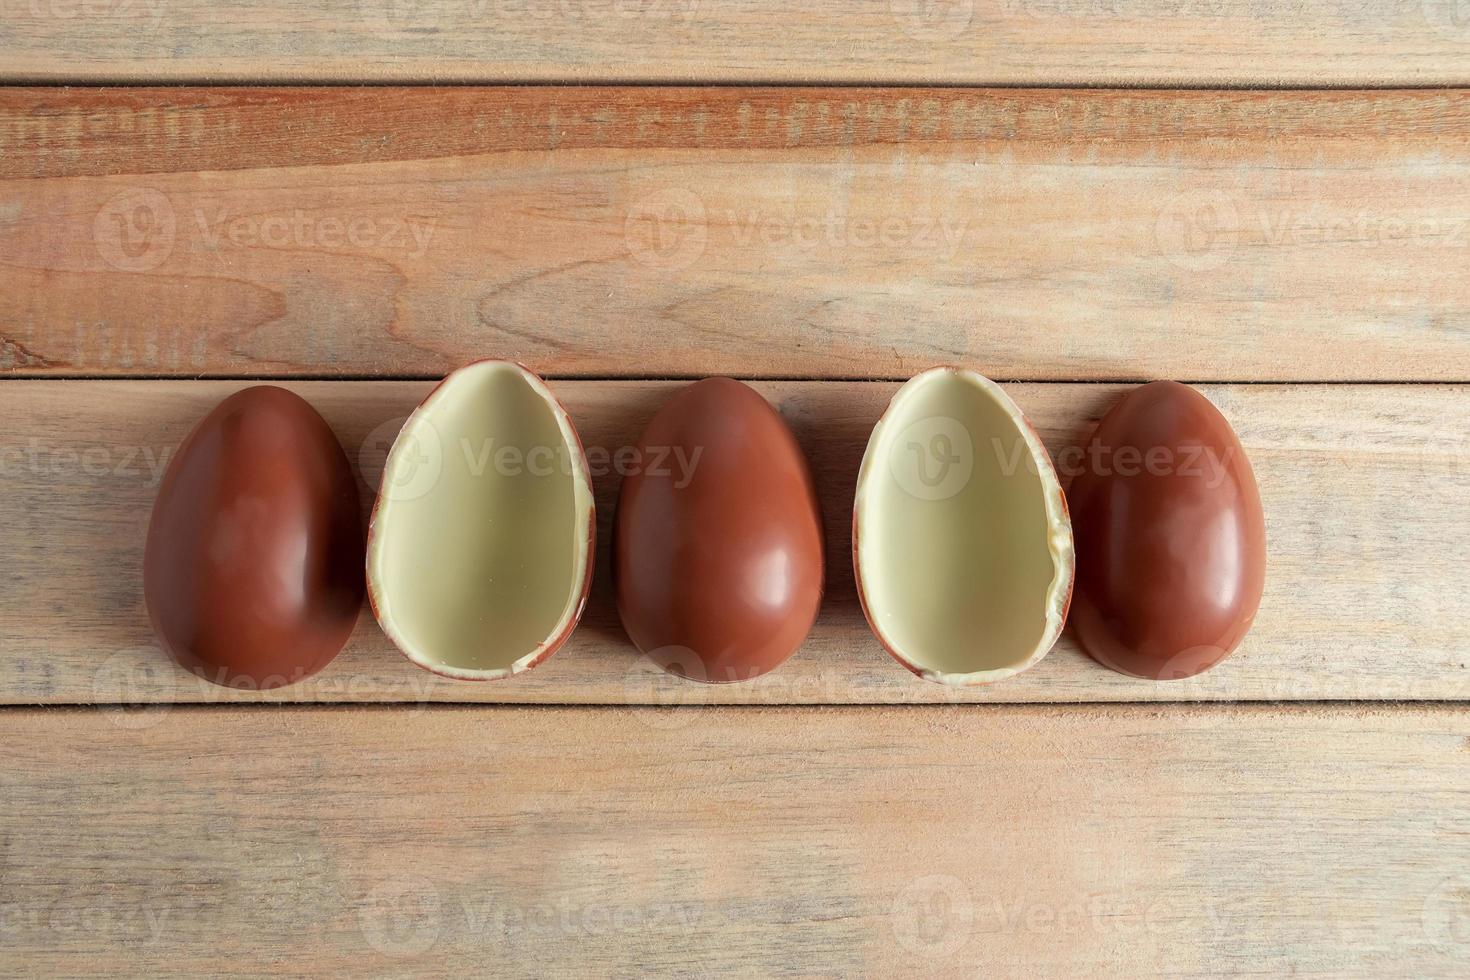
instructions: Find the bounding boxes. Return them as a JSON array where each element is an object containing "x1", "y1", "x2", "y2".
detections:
[{"x1": 143, "y1": 362, "x2": 1265, "y2": 689}]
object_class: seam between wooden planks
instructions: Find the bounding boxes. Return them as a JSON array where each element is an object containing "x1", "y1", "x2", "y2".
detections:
[
  {"x1": 0, "y1": 700, "x2": 1463, "y2": 712},
  {"x1": 12, "y1": 79, "x2": 1470, "y2": 90},
  {"x1": 2, "y1": 377, "x2": 1468, "y2": 385}
]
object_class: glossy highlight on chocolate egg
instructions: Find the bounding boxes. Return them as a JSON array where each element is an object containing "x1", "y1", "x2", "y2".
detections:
[
  {"x1": 144, "y1": 386, "x2": 365, "y2": 689},
  {"x1": 1067, "y1": 381, "x2": 1266, "y2": 680},
  {"x1": 614, "y1": 378, "x2": 824, "y2": 683}
]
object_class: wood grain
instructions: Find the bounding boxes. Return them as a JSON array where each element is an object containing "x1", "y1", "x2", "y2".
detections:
[
  {"x1": 4, "y1": 88, "x2": 1470, "y2": 381},
  {"x1": 0, "y1": 704, "x2": 1464, "y2": 976},
  {"x1": 4, "y1": 379, "x2": 1466, "y2": 706},
  {"x1": 5, "y1": 0, "x2": 1470, "y2": 86}
]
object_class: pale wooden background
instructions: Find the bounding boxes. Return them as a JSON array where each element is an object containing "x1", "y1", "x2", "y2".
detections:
[{"x1": 2, "y1": 5, "x2": 1469, "y2": 978}]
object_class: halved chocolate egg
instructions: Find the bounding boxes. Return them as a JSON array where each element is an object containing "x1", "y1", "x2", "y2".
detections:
[
  {"x1": 366, "y1": 361, "x2": 595, "y2": 680},
  {"x1": 853, "y1": 368, "x2": 1074, "y2": 684}
]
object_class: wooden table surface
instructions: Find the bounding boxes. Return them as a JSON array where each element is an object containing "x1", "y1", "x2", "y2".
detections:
[{"x1": 3, "y1": 6, "x2": 1469, "y2": 977}]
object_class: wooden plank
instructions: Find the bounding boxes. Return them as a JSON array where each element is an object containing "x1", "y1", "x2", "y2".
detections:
[
  {"x1": 0, "y1": 704, "x2": 1464, "y2": 975},
  {"x1": 4, "y1": 379, "x2": 1466, "y2": 705},
  {"x1": 5, "y1": 1, "x2": 1470, "y2": 86},
  {"x1": 4, "y1": 88, "x2": 1470, "y2": 382}
]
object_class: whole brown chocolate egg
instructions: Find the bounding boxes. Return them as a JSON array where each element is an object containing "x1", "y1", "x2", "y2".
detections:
[
  {"x1": 144, "y1": 386, "x2": 364, "y2": 689},
  {"x1": 1067, "y1": 381, "x2": 1266, "y2": 680},
  {"x1": 614, "y1": 378, "x2": 824, "y2": 683}
]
